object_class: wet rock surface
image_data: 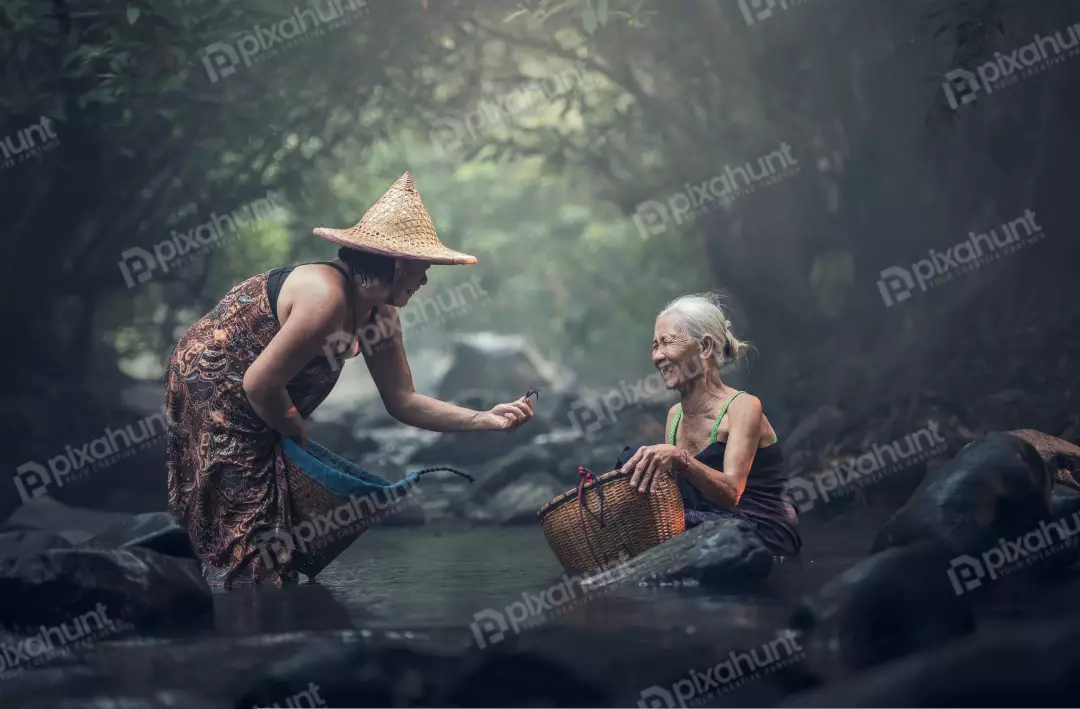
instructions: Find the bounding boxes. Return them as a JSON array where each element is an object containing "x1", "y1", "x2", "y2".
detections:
[
  {"x1": 790, "y1": 542, "x2": 976, "y2": 680},
  {"x1": 783, "y1": 618, "x2": 1080, "y2": 708},
  {"x1": 0, "y1": 498, "x2": 213, "y2": 643},
  {"x1": 0, "y1": 547, "x2": 212, "y2": 635},
  {"x1": 81, "y1": 512, "x2": 196, "y2": 560},
  {"x1": 870, "y1": 432, "x2": 1051, "y2": 555},
  {"x1": 2, "y1": 497, "x2": 134, "y2": 546},
  {"x1": 585, "y1": 517, "x2": 774, "y2": 589}
]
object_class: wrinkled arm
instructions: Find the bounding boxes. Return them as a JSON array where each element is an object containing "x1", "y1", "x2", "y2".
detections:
[{"x1": 677, "y1": 396, "x2": 762, "y2": 508}]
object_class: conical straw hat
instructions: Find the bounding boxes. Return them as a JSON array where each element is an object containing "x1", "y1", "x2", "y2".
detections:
[{"x1": 313, "y1": 173, "x2": 477, "y2": 265}]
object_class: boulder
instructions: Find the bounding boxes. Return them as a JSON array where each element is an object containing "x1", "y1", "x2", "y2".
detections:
[
  {"x1": 467, "y1": 471, "x2": 566, "y2": 526},
  {"x1": 233, "y1": 631, "x2": 608, "y2": 708},
  {"x1": 1, "y1": 497, "x2": 133, "y2": 546},
  {"x1": 0, "y1": 529, "x2": 74, "y2": 556},
  {"x1": 6, "y1": 692, "x2": 231, "y2": 709},
  {"x1": 1029, "y1": 485, "x2": 1080, "y2": 579},
  {"x1": 408, "y1": 427, "x2": 539, "y2": 468},
  {"x1": 584, "y1": 517, "x2": 773, "y2": 589},
  {"x1": 80, "y1": 513, "x2": 195, "y2": 560},
  {"x1": 435, "y1": 332, "x2": 568, "y2": 403},
  {"x1": 789, "y1": 542, "x2": 976, "y2": 680},
  {"x1": 306, "y1": 420, "x2": 380, "y2": 462},
  {"x1": 467, "y1": 447, "x2": 557, "y2": 505},
  {"x1": 1006, "y1": 429, "x2": 1080, "y2": 492},
  {"x1": 232, "y1": 637, "x2": 462, "y2": 708},
  {"x1": 0, "y1": 548, "x2": 212, "y2": 635},
  {"x1": 870, "y1": 432, "x2": 1051, "y2": 556},
  {"x1": 782, "y1": 618, "x2": 1080, "y2": 707}
]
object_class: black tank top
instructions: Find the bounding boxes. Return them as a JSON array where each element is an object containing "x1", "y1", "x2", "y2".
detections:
[
  {"x1": 266, "y1": 261, "x2": 359, "y2": 357},
  {"x1": 669, "y1": 392, "x2": 802, "y2": 556}
]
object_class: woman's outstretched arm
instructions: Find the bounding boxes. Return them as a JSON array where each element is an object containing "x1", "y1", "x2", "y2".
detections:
[{"x1": 363, "y1": 306, "x2": 533, "y2": 432}]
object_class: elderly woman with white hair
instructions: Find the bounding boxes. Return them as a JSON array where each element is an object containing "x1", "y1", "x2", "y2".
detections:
[{"x1": 618, "y1": 293, "x2": 801, "y2": 557}]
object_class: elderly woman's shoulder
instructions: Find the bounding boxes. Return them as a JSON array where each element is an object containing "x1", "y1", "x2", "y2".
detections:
[{"x1": 729, "y1": 391, "x2": 763, "y2": 418}]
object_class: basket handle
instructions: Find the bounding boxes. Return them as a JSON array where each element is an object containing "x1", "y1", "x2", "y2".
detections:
[
  {"x1": 410, "y1": 466, "x2": 475, "y2": 483},
  {"x1": 576, "y1": 466, "x2": 609, "y2": 570}
]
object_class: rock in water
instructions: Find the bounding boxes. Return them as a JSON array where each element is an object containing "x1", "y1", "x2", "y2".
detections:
[
  {"x1": 468, "y1": 472, "x2": 566, "y2": 525},
  {"x1": 0, "y1": 548, "x2": 212, "y2": 635},
  {"x1": 789, "y1": 542, "x2": 975, "y2": 680},
  {"x1": 435, "y1": 332, "x2": 567, "y2": 403},
  {"x1": 781, "y1": 618, "x2": 1080, "y2": 707},
  {"x1": 465, "y1": 447, "x2": 563, "y2": 525},
  {"x1": 870, "y1": 432, "x2": 1051, "y2": 556},
  {"x1": 234, "y1": 633, "x2": 607, "y2": 708},
  {"x1": 234, "y1": 639, "x2": 459, "y2": 707},
  {"x1": 1006, "y1": 429, "x2": 1080, "y2": 491},
  {"x1": 81, "y1": 512, "x2": 195, "y2": 560},
  {"x1": 1, "y1": 497, "x2": 133, "y2": 545},
  {"x1": 0, "y1": 529, "x2": 74, "y2": 556},
  {"x1": 585, "y1": 517, "x2": 773, "y2": 588},
  {"x1": 1029, "y1": 485, "x2": 1080, "y2": 579}
]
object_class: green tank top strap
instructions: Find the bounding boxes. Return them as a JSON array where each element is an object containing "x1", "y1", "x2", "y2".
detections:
[
  {"x1": 667, "y1": 405, "x2": 682, "y2": 446},
  {"x1": 669, "y1": 391, "x2": 779, "y2": 446},
  {"x1": 709, "y1": 391, "x2": 746, "y2": 445}
]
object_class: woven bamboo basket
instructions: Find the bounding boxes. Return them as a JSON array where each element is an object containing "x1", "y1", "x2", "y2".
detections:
[
  {"x1": 285, "y1": 466, "x2": 406, "y2": 578},
  {"x1": 537, "y1": 467, "x2": 686, "y2": 572},
  {"x1": 280, "y1": 440, "x2": 470, "y2": 579}
]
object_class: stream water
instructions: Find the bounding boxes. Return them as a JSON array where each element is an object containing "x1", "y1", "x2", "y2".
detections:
[{"x1": 210, "y1": 523, "x2": 867, "y2": 646}]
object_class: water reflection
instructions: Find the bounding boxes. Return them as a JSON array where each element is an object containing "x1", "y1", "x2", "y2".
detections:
[{"x1": 209, "y1": 526, "x2": 858, "y2": 642}]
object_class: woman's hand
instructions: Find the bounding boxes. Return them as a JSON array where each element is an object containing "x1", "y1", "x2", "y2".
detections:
[
  {"x1": 483, "y1": 396, "x2": 535, "y2": 431},
  {"x1": 621, "y1": 444, "x2": 689, "y2": 493},
  {"x1": 284, "y1": 406, "x2": 309, "y2": 450}
]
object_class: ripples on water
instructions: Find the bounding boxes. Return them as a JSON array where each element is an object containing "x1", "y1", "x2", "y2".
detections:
[{"x1": 213, "y1": 524, "x2": 865, "y2": 644}]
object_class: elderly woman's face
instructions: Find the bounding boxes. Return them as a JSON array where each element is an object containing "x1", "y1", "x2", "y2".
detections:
[{"x1": 652, "y1": 312, "x2": 703, "y2": 389}]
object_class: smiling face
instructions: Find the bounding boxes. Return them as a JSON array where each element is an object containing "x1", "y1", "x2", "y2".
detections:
[
  {"x1": 652, "y1": 311, "x2": 708, "y2": 389},
  {"x1": 388, "y1": 259, "x2": 430, "y2": 307}
]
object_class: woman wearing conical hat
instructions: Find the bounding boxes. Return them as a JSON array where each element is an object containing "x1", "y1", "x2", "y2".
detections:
[{"x1": 165, "y1": 173, "x2": 534, "y2": 587}]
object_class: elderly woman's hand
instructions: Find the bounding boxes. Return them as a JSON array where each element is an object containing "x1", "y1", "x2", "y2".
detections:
[
  {"x1": 483, "y1": 396, "x2": 535, "y2": 431},
  {"x1": 621, "y1": 444, "x2": 690, "y2": 493}
]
